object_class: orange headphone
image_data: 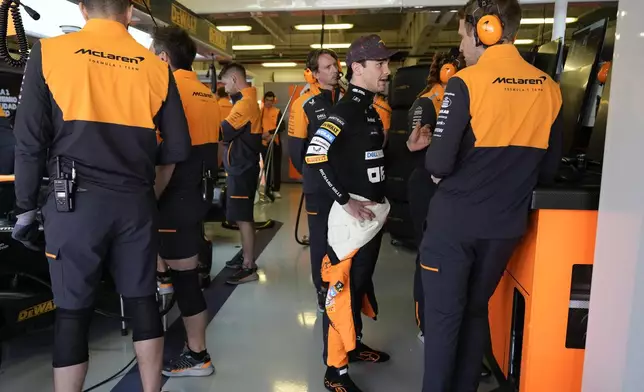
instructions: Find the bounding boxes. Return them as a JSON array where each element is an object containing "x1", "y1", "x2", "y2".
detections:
[
  {"x1": 439, "y1": 49, "x2": 461, "y2": 84},
  {"x1": 466, "y1": 0, "x2": 505, "y2": 47},
  {"x1": 440, "y1": 63, "x2": 457, "y2": 84},
  {"x1": 597, "y1": 61, "x2": 611, "y2": 84}
]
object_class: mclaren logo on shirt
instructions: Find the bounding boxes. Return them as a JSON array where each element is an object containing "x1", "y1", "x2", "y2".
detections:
[
  {"x1": 75, "y1": 49, "x2": 145, "y2": 64},
  {"x1": 193, "y1": 91, "x2": 214, "y2": 98},
  {"x1": 493, "y1": 76, "x2": 547, "y2": 85}
]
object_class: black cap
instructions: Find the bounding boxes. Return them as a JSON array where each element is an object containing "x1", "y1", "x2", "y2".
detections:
[{"x1": 346, "y1": 34, "x2": 397, "y2": 67}]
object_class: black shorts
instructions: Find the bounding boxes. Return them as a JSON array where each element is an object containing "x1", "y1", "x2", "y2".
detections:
[
  {"x1": 42, "y1": 188, "x2": 157, "y2": 310},
  {"x1": 226, "y1": 167, "x2": 259, "y2": 223},
  {"x1": 157, "y1": 190, "x2": 208, "y2": 260}
]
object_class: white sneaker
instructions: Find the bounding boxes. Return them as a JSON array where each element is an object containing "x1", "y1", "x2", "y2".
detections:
[
  {"x1": 418, "y1": 332, "x2": 424, "y2": 344},
  {"x1": 273, "y1": 192, "x2": 282, "y2": 199}
]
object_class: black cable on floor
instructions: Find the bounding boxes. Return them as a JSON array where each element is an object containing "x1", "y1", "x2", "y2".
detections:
[{"x1": 82, "y1": 356, "x2": 137, "y2": 392}]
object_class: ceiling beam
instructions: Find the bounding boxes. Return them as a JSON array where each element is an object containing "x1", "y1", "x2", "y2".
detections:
[
  {"x1": 251, "y1": 13, "x2": 288, "y2": 43},
  {"x1": 416, "y1": 11, "x2": 456, "y2": 55}
]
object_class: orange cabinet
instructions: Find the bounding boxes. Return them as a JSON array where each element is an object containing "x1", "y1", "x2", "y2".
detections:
[{"x1": 489, "y1": 209, "x2": 597, "y2": 392}]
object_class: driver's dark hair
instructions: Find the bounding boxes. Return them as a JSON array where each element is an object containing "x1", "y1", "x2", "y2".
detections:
[
  {"x1": 345, "y1": 60, "x2": 366, "y2": 84},
  {"x1": 219, "y1": 62, "x2": 247, "y2": 80},
  {"x1": 306, "y1": 49, "x2": 339, "y2": 72},
  {"x1": 151, "y1": 26, "x2": 197, "y2": 71},
  {"x1": 81, "y1": 0, "x2": 131, "y2": 15}
]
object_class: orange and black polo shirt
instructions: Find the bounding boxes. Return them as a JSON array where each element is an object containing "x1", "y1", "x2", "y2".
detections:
[
  {"x1": 218, "y1": 97, "x2": 233, "y2": 121},
  {"x1": 221, "y1": 86, "x2": 262, "y2": 176},
  {"x1": 261, "y1": 105, "x2": 282, "y2": 146},
  {"x1": 163, "y1": 69, "x2": 221, "y2": 193},
  {"x1": 425, "y1": 44, "x2": 563, "y2": 238},
  {"x1": 12, "y1": 18, "x2": 191, "y2": 214}
]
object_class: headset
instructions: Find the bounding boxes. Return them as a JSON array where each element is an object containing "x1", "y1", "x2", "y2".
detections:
[
  {"x1": 466, "y1": 0, "x2": 505, "y2": 47},
  {"x1": 597, "y1": 61, "x2": 611, "y2": 85},
  {"x1": 439, "y1": 48, "x2": 462, "y2": 84}
]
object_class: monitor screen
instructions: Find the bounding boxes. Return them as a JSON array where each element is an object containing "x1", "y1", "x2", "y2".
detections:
[
  {"x1": 559, "y1": 18, "x2": 608, "y2": 156},
  {"x1": 533, "y1": 39, "x2": 563, "y2": 81}
]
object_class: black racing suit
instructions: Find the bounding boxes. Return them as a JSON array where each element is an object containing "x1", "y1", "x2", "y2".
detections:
[{"x1": 304, "y1": 84, "x2": 386, "y2": 369}]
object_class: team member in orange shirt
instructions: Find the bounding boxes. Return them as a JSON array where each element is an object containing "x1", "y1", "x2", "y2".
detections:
[
  {"x1": 406, "y1": 49, "x2": 464, "y2": 342},
  {"x1": 12, "y1": 1, "x2": 192, "y2": 391},
  {"x1": 420, "y1": 1, "x2": 563, "y2": 390},
  {"x1": 150, "y1": 26, "x2": 220, "y2": 378},
  {"x1": 219, "y1": 63, "x2": 263, "y2": 284},
  {"x1": 260, "y1": 91, "x2": 283, "y2": 198},
  {"x1": 217, "y1": 86, "x2": 233, "y2": 119}
]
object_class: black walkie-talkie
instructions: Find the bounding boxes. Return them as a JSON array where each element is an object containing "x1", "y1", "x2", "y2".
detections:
[
  {"x1": 53, "y1": 157, "x2": 75, "y2": 212},
  {"x1": 201, "y1": 162, "x2": 215, "y2": 203}
]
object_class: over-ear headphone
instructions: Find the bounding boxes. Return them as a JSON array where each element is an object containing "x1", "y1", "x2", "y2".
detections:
[
  {"x1": 304, "y1": 68, "x2": 317, "y2": 84},
  {"x1": 466, "y1": 0, "x2": 504, "y2": 47},
  {"x1": 597, "y1": 61, "x2": 611, "y2": 85},
  {"x1": 439, "y1": 48, "x2": 461, "y2": 84},
  {"x1": 440, "y1": 63, "x2": 457, "y2": 84}
]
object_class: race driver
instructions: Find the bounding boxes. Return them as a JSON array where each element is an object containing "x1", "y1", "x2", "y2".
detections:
[
  {"x1": 420, "y1": 1, "x2": 563, "y2": 391},
  {"x1": 305, "y1": 34, "x2": 396, "y2": 392},
  {"x1": 150, "y1": 26, "x2": 219, "y2": 378},
  {"x1": 11, "y1": 1, "x2": 192, "y2": 391},
  {"x1": 288, "y1": 48, "x2": 344, "y2": 311},
  {"x1": 219, "y1": 63, "x2": 262, "y2": 284}
]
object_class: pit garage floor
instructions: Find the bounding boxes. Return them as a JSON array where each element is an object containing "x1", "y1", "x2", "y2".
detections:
[{"x1": 0, "y1": 184, "x2": 499, "y2": 392}]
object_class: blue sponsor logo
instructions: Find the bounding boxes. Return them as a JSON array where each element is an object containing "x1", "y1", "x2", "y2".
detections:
[{"x1": 315, "y1": 129, "x2": 336, "y2": 143}]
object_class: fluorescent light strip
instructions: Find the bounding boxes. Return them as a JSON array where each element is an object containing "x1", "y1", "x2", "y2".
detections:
[
  {"x1": 233, "y1": 44, "x2": 276, "y2": 50},
  {"x1": 294, "y1": 23, "x2": 354, "y2": 31},
  {"x1": 262, "y1": 62, "x2": 298, "y2": 67},
  {"x1": 310, "y1": 43, "x2": 351, "y2": 49},
  {"x1": 520, "y1": 17, "x2": 578, "y2": 25},
  {"x1": 217, "y1": 25, "x2": 252, "y2": 32},
  {"x1": 514, "y1": 39, "x2": 535, "y2": 45}
]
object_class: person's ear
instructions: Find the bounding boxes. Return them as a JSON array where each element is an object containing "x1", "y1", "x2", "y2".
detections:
[
  {"x1": 79, "y1": 2, "x2": 90, "y2": 21},
  {"x1": 125, "y1": 4, "x2": 134, "y2": 26},
  {"x1": 158, "y1": 51, "x2": 169, "y2": 64},
  {"x1": 351, "y1": 62, "x2": 362, "y2": 77}
]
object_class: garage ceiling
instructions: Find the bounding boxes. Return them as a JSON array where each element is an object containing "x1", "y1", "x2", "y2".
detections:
[{"x1": 191, "y1": 2, "x2": 616, "y2": 65}]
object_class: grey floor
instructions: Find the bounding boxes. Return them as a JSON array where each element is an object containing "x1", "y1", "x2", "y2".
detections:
[{"x1": 0, "y1": 184, "x2": 499, "y2": 392}]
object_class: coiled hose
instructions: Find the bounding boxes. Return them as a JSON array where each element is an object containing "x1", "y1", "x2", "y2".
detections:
[{"x1": 0, "y1": 0, "x2": 30, "y2": 68}]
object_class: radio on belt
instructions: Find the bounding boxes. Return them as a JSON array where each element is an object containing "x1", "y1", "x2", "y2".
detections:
[{"x1": 53, "y1": 156, "x2": 75, "y2": 212}]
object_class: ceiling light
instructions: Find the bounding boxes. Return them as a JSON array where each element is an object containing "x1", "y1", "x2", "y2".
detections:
[
  {"x1": 430, "y1": 10, "x2": 441, "y2": 13},
  {"x1": 450, "y1": 9, "x2": 458, "y2": 12},
  {"x1": 217, "y1": 25, "x2": 252, "y2": 32},
  {"x1": 514, "y1": 39, "x2": 535, "y2": 45},
  {"x1": 294, "y1": 23, "x2": 354, "y2": 31},
  {"x1": 520, "y1": 17, "x2": 578, "y2": 25},
  {"x1": 233, "y1": 44, "x2": 276, "y2": 50},
  {"x1": 262, "y1": 62, "x2": 298, "y2": 67},
  {"x1": 310, "y1": 43, "x2": 351, "y2": 49}
]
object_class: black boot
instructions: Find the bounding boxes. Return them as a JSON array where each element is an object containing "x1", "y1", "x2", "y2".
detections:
[
  {"x1": 348, "y1": 340, "x2": 390, "y2": 363},
  {"x1": 324, "y1": 366, "x2": 363, "y2": 392}
]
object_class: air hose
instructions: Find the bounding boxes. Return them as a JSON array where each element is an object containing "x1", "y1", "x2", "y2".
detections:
[{"x1": 0, "y1": 0, "x2": 36, "y2": 68}]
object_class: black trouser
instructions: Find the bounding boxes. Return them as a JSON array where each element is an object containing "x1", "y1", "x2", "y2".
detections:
[
  {"x1": 305, "y1": 191, "x2": 334, "y2": 292},
  {"x1": 407, "y1": 167, "x2": 436, "y2": 334},
  {"x1": 420, "y1": 229, "x2": 520, "y2": 392},
  {"x1": 264, "y1": 142, "x2": 282, "y2": 193},
  {"x1": 322, "y1": 230, "x2": 383, "y2": 368}
]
